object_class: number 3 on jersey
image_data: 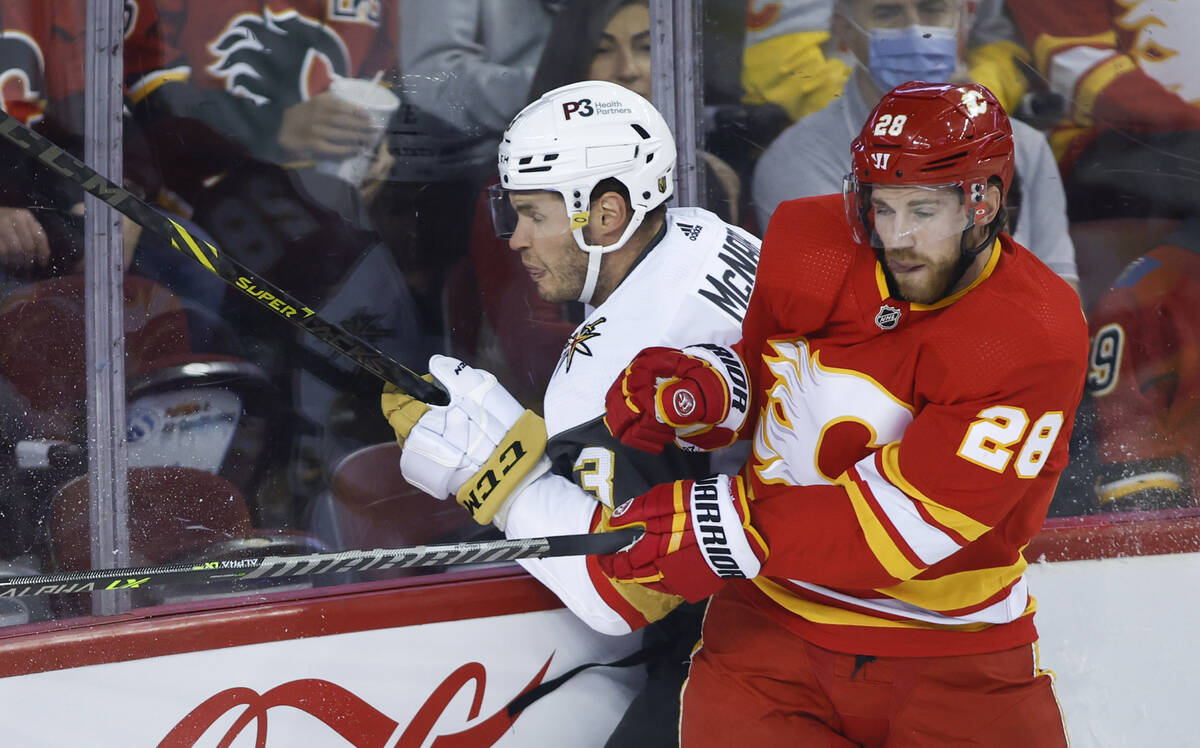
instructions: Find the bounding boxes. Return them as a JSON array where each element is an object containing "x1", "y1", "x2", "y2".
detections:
[
  {"x1": 574, "y1": 447, "x2": 615, "y2": 507},
  {"x1": 957, "y1": 406, "x2": 1064, "y2": 478}
]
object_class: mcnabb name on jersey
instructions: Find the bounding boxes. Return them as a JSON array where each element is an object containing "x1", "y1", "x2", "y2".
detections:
[{"x1": 699, "y1": 229, "x2": 760, "y2": 323}]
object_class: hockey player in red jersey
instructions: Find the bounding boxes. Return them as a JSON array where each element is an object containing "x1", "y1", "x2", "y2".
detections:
[{"x1": 602, "y1": 82, "x2": 1088, "y2": 745}]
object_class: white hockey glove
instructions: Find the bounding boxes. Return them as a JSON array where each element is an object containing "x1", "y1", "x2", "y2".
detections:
[{"x1": 399, "y1": 355, "x2": 551, "y2": 525}]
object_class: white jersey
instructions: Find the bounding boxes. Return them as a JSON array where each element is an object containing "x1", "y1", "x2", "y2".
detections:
[
  {"x1": 506, "y1": 207, "x2": 762, "y2": 634},
  {"x1": 544, "y1": 206, "x2": 759, "y2": 438}
]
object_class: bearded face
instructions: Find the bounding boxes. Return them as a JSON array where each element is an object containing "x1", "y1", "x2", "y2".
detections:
[{"x1": 869, "y1": 185, "x2": 969, "y2": 304}]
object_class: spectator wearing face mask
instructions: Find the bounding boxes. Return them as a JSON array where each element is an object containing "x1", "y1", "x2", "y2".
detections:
[
  {"x1": 751, "y1": 0, "x2": 1079, "y2": 291},
  {"x1": 740, "y1": 0, "x2": 1030, "y2": 123}
]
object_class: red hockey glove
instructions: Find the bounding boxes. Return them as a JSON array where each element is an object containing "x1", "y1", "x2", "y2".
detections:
[
  {"x1": 597, "y1": 476, "x2": 767, "y2": 602},
  {"x1": 604, "y1": 344, "x2": 750, "y2": 454}
]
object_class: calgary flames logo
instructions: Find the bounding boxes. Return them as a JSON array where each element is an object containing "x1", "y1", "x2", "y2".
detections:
[
  {"x1": 752, "y1": 339, "x2": 912, "y2": 486},
  {"x1": 1117, "y1": 0, "x2": 1200, "y2": 103},
  {"x1": 207, "y1": 8, "x2": 352, "y2": 105},
  {"x1": 0, "y1": 30, "x2": 46, "y2": 125}
]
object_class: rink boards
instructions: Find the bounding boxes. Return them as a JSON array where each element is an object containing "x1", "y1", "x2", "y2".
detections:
[{"x1": 0, "y1": 512, "x2": 1193, "y2": 746}]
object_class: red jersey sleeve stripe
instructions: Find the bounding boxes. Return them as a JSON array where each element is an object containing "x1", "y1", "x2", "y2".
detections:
[
  {"x1": 856, "y1": 455, "x2": 964, "y2": 568},
  {"x1": 836, "y1": 469, "x2": 923, "y2": 582},
  {"x1": 850, "y1": 465, "x2": 930, "y2": 571},
  {"x1": 878, "y1": 443, "x2": 992, "y2": 542}
]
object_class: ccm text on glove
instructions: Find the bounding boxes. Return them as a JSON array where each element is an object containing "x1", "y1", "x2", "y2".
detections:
[{"x1": 382, "y1": 355, "x2": 550, "y2": 524}]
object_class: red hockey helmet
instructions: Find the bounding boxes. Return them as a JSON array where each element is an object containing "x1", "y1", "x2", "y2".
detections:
[{"x1": 844, "y1": 81, "x2": 1014, "y2": 247}]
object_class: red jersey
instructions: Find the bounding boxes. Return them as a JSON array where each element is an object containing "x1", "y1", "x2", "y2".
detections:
[
  {"x1": 1087, "y1": 232, "x2": 1200, "y2": 508},
  {"x1": 128, "y1": 0, "x2": 396, "y2": 108},
  {"x1": 1006, "y1": 0, "x2": 1200, "y2": 166},
  {"x1": 727, "y1": 195, "x2": 1088, "y2": 657},
  {"x1": 0, "y1": 0, "x2": 161, "y2": 127}
]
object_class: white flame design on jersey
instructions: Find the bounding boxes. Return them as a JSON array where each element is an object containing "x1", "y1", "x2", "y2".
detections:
[
  {"x1": 1118, "y1": 0, "x2": 1200, "y2": 103},
  {"x1": 753, "y1": 339, "x2": 913, "y2": 487}
]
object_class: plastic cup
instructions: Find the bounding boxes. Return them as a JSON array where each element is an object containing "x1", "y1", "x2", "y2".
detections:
[{"x1": 315, "y1": 76, "x2": 400, "y2": 187}]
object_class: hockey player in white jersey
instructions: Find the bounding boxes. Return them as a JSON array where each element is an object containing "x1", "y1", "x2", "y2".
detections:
[{"x1": 381, "y1": 80, "x2": 760, "y2": 745}]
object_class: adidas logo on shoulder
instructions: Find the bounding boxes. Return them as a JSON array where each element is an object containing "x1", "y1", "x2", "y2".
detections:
[{"x1": 676, "y1": 222, "x2": 702, "y2": 241}]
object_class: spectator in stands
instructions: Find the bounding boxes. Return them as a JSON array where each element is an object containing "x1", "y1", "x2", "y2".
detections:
[
  {"x1": 0, "y1": 0, "x2": 162, "y2": 288},
  {"x1": 380, "y1": 0, "x2": 561, "y2": 335},
  {"x1": 741, "y1": 0, "x2": 1030, "y2": 122},
  {"x1": 125, "y1": 2, "x2": 429, "y2": 518},
  {"x1": 1006, "y1": 0, "x2": 1200, "y2": 223},
  {"x1": 751, "y1": 0, "x2": 1079, "y2": 290},
  {"x1": 1083, "y1": 218, "x2": 1200, "y2": 512},
  {"x1": 127, "y1": 0, "x2": 398, "y2": 207}
]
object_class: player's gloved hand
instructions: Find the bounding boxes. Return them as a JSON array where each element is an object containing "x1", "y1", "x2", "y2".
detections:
[
  {"x1": 399, "y1": 355, "x2": 550, "y2": 525},
  {"x1": 604, "y1": 344, "x2": 750, "y2": 454},
  {"x1": 381, "y1": 374, "x2": 434, "y2": 447},
  {"x1": 597, "y1": 475, "x2": 767, "y2": 602}
]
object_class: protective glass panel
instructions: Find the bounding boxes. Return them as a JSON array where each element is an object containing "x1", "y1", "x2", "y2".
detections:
[{"x1": 0, "y1": 1, "x2": 1196, "y2": 742}]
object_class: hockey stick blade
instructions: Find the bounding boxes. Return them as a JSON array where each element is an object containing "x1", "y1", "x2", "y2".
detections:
[
  {"x1": 0, "y1": 528, "x2": 643, "y2": 598},
  {"x1": 0, "y1": 111, "x2": 447, "y2": 405}
]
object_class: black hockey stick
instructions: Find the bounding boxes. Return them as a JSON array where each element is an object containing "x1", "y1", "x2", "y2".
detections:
[
  {"x1": 0, "y1": 110, "x2": 447, "y2": 405},
  {"x1": 0, "y1": 528, "x2": 642, "y2": 598}
]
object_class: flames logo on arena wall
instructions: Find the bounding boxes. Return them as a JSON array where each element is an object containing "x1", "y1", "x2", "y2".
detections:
[
  {"x1": 207, "y1": 9, "x2": 352, "y2": 106},
  {"x1": 1117, "y1": 0, "x2": 1199, "y2": 103},
  {"x1": 0, "y1": 30, "x2": 46, "y2": 125}
]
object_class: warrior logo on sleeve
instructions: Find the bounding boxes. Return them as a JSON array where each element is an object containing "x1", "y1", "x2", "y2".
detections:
[{"x1": 207, "y1": 9, "x2": 352, "y2": 106}]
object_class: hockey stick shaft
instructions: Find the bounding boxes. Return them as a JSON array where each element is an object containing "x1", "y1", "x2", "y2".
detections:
[
  {"x1": 0, "y1": 529, "x2": 641, "y2": 598},
  {"x1": 0, "y1": 111, "x2": 447, "y2": 405}
]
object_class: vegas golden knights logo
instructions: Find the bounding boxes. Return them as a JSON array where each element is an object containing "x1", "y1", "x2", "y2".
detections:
[{"x1": 558, "y1": 317, "x2": 606, "y2": 373}]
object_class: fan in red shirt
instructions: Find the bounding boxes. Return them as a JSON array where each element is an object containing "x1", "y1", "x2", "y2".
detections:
[
  {"x1": 1006, "y1": 0, "x2": 1200, "y2": 220},
  {"x1": 0, "y1": 1, "x2": 161, "y2": 276},
  {"x1": 125, "y1": 0, "x2": 398, "y2": 199},
  {"x1": 602, "y1": 82, "x2": 1088, "y2": 746}
]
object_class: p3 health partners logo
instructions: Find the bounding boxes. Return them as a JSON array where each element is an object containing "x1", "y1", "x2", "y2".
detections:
[{"x1": 561, "y1": 98, "x2": 634, "y2": 120}]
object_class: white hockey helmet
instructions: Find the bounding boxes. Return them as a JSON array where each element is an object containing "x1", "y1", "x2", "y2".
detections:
[{"x1": 490, "y1": 80, "x2": 677, "y2": 304}]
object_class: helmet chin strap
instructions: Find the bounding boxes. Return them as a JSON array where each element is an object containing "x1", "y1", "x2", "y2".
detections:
[
  {"x1": 942, "y1": 206, "x2": 1006, "y2": 298},
  {"x1": 572, "y1": 207, "x2": 649, "y2": 305},
  {"x1": 578, "y1": 249, "x2": 604, "y2": 304}
]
